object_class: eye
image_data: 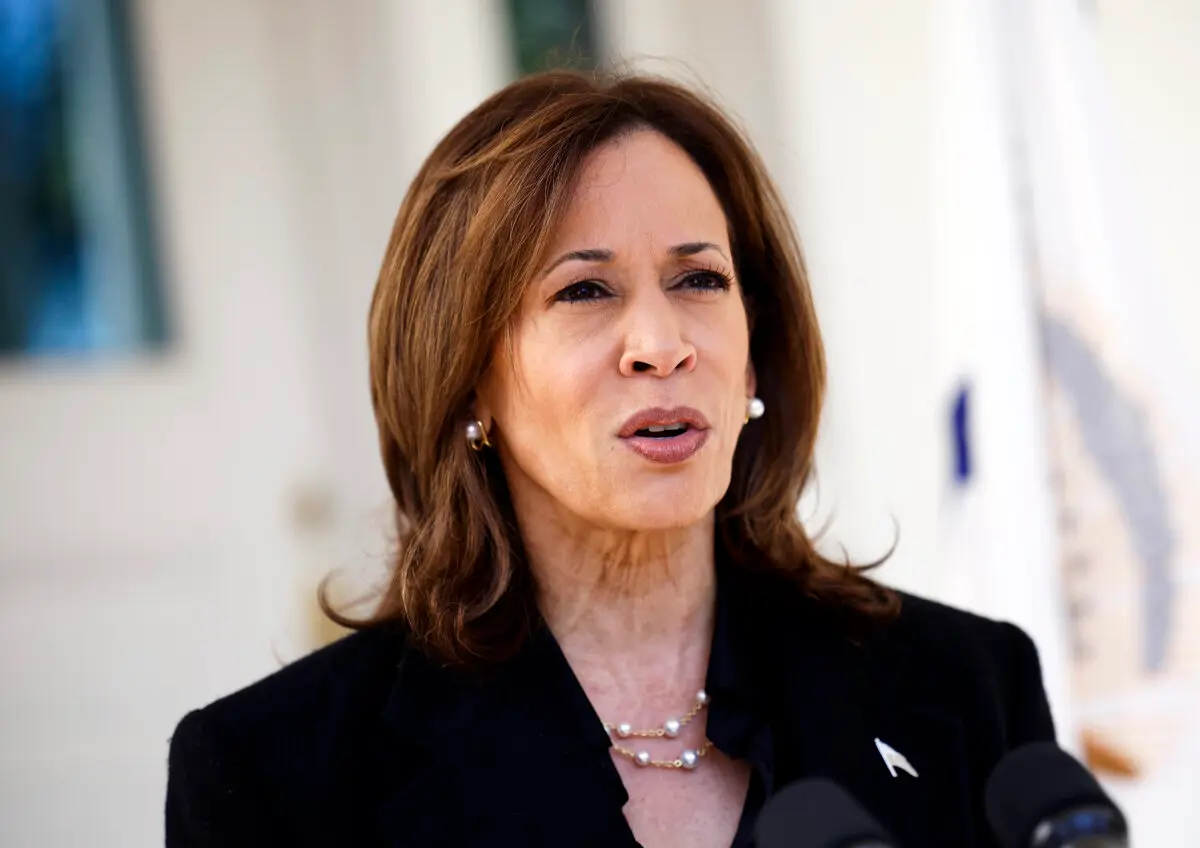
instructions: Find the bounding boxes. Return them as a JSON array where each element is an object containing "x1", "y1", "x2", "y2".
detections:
[
  {"x1": 554, "y1": 280, "x2": 612, "y2": 303},
  {"x1": 676, "y1": 269, "x2": 733, "y2": 292}
]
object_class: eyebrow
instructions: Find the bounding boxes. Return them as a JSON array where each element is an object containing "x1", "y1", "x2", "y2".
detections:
[
  {"x1": 540, "y1": 242, "x2": 729, "y2": 277},
  {"x1": 541, "y1": 248, "x2": 614, "y2": 276},
  {"x1": 670, "y1": 241, "x2": 729, "y2": 262}
]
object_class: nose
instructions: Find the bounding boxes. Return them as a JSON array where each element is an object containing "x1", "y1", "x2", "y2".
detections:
[{"x1": 618, "y1": 289, "x2": 698, "y2": 377}]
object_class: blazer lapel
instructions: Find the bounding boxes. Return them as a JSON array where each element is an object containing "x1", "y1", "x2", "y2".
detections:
[
  {"x1": 770, "y1": 597, "x2": 976, "y2": 847},
  {"x1": 375, "y1": 626, "x2": 635, "y2": 847}
]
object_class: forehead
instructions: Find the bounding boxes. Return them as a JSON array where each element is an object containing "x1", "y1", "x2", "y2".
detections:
[{"x1": 549, "y1": 129, "x2": 731, "y2": 253}]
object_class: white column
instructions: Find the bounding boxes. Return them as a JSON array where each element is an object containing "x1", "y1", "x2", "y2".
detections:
[
  {"x1": 759, "y1": 0, "x2": 941, "y2": 593},
  {"x1": 594, "y1": 0, "x2": 782, "y2": 171},
  {"x1": 381, "y1": 0, "x2": 514, "y2": 180},
  {"x1": 251, "y1": 0, "x2": 515, "y2": 647}
]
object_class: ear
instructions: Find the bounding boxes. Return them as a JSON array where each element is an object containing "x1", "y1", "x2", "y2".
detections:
[
  {"x1": 471, "y1": 392, "x2": 493, "y2": 431},
  {"x1": 470, "y1": 371, "x2": 497, "y2": 432},
  {"x1": 745, "y1": 358, "x2": 757, "y2": 399}
]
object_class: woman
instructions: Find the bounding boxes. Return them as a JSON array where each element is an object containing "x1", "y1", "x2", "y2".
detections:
[{"x1": 166, "y1": 70, "x2": 1055, "y2": 847}]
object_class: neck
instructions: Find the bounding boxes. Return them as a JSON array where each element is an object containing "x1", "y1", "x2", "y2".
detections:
[
  {"x1": 533, "y1": 524, "x2": 717, "y2": 650},
  {"x1": 517, "y1": 503, "x2": 718, "y2": 712}
]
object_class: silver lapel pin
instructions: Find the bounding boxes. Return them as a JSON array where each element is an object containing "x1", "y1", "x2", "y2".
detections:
[{"x1": 875, "y1": 737, "x2": 919, "y2": 778}]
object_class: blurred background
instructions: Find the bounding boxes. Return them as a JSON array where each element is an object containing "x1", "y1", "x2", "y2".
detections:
[{"x1": 1, "y1": 0, "x2": 1197, "y2": 844}]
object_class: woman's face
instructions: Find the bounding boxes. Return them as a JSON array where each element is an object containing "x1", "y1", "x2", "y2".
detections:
[{"x1": 477, "y1": 129, "x2": 754, "y2": 533}]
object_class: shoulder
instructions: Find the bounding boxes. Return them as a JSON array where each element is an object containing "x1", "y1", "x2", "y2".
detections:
[
  {"x1": 748, "y1": 566, "x2": 1043, "y2": 686},
  {"x1": 888, "y1": 590, "x2": 1038, "y2": 666},
  {"x1": 180, "y1": 623, "x2": 406, "y2": 747},
  {"x1": 876, "y1": 590, "x2": 1057, "y2": 747},
  {"x1": 749, "y1": 568, "x2": 1057, "y2": 747},
  {"x1": 166, "y1": 625, "x2": 410, "y2": 845},
  {"x1": 885, "y1": 591, "x2": 1044, "y2": 684},
  {"x1": 171, "y1": 622, "x2": 409, "y2": 760}
]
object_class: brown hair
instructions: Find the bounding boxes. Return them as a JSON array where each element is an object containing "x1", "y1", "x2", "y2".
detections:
[{"x1": 324, "y1": 70, "x2": 899, "y2": 665}]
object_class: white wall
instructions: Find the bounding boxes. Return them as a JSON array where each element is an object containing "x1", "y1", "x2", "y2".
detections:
[
  {"x1": 0, "y1": 1, "x2": 513, "y2": 843},
  {"x1": 1085, "y1": 1, "x2": 1200, "y2": 840},
  {"x1": 0, "y1": 0, "x2": 335, "y2": 842},
  {"x1": 1093, "y1": 0, "x2": 1200, "y2": 385}
]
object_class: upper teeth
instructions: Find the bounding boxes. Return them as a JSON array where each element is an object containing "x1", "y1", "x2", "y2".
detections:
[{"x1": 646, "y1": 424, "x2": 686, "y2": 433}]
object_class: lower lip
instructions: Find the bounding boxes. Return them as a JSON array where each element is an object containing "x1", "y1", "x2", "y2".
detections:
[{"x1": 621, "y1": 428, "x2": 710, "y2": 464}]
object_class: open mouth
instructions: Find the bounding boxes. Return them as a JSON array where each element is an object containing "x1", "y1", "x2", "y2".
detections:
[
  {"x1": 633, "y1": 423, "x2": 691, "y2": 439},
  {"x1": 619, "y1": 407, "x2": 710, "y2": 463}
]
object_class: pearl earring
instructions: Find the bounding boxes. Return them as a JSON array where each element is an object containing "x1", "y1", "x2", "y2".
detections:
[
  {"x1": 745, "y1": 397, "x2": 765, "y2": 422},
  {"x1": 465, "y1": 419, "x2": 492, "y2": 451}
]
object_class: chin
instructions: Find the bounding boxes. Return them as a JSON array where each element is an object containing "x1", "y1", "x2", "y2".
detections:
[
  {"x1": 607, "y1": 488, "x2": 720, "y2": 532},
  {"x1": 611, "y1": 509, "x2": 710, "y2": 532}
]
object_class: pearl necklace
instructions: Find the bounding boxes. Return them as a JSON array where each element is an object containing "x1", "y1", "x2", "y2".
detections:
[{"x1": 602, "y1": 689, "x2": 713, "y2": 770}]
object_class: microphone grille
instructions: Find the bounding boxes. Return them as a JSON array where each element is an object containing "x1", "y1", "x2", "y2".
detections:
[{"x1": 984, "y1": 742, "x2": 1126, "y2": 848}]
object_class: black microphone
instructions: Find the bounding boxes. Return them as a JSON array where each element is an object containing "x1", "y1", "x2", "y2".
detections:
[
  {"x1": 985, "y1": 742, "x2": 1129, "y2": 848},
  {"x1": 755, "y1": 778, "x2": 897, "y2": 848}
]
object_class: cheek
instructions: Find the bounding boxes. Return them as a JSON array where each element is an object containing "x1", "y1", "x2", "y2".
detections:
[
  {"x1": 504, "y1": 334, "x2": 604, "y2": 449},
  {"x1": 706, "y1": 315, "x2": 753, "y2": 444},
  {"x1": 701, "y1": 306, "x2": 752, "y2": 388}
]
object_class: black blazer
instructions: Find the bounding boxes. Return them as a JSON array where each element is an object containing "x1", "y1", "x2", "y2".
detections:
[{"x1": 165, "y1": 566, "x2": 1055, "y2": 847}]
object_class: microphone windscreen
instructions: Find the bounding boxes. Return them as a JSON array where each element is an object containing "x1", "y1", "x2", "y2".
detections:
[
  {"x1": 755, "y1": 777, "x2": 896, "y2": 848},
  {"x1": 985, "y1": 742, "x2": 1126, "y2": 848}
]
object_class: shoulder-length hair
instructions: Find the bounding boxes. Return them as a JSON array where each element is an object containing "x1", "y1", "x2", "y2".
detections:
[{"x1": 324, "y1": 70, "x2": 899, "y2": 665}]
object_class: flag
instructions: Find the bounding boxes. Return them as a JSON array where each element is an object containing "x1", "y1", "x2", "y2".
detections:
[
  {"x1": 936, "y1": 0, "x2": 1200, "y2": 839},
  {"x1": 930, "y1": 0, "x2": 1075, "y2": 746},
  {"x1": 995, "y1": 0, "x2": 1200, "y2": 838}
]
